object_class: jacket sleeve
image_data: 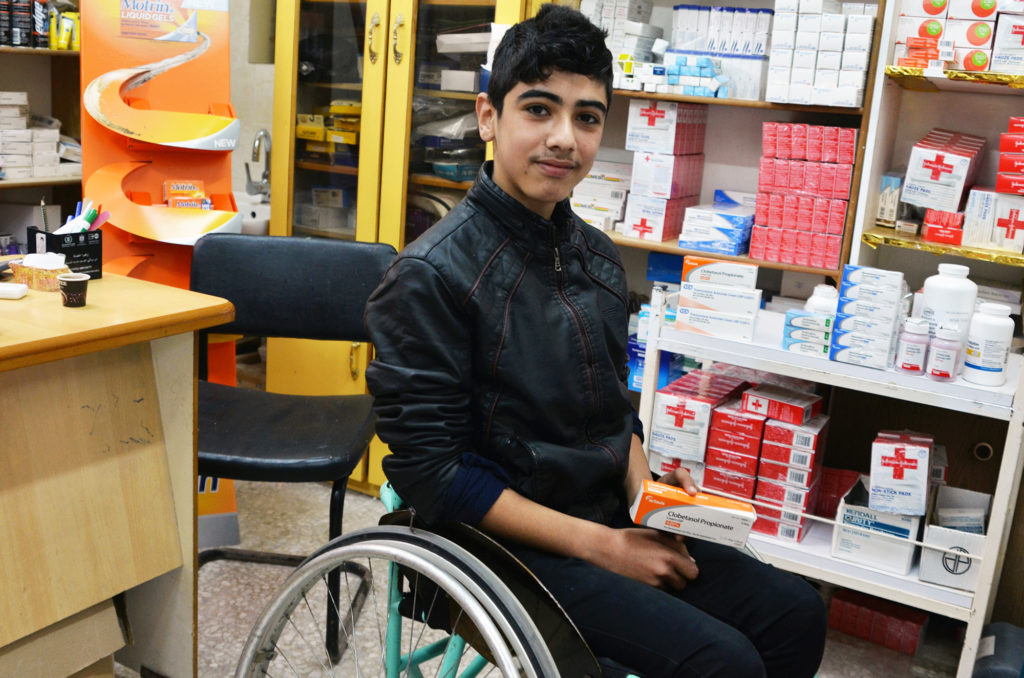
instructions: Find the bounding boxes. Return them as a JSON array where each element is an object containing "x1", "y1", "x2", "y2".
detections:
[{"x1": 364, "y1": 255, "x2": 508, "y2": 526}]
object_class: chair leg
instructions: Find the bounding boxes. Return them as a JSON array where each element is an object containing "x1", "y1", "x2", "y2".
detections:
[{"x1": 327, "y1": 477, "x2": 347, "y2": 663}]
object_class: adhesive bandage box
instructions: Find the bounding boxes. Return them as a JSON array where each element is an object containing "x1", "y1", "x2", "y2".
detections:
[
  {"x1": 760, "y1": 440, "x2": 822, "y2": 469},
  {"x1": 630, "y1": 479, "x2": 756, "y2": 549},
  {"x1": 763, "y1": 414, "x2": 829, "y2": 450},
  {"x1": 648, "y1": 450, "x2": 706, "y2": 485},
  {"x1": 702, "y1": 466, "x2": 758, "y2": 500},
  {"x1": 756, "y1": 477, "x2": 819, "y2": 512},
  {"x1": 756, "y1": 458, "x2": 819, "y2": 490},
  {"x1": 681, "y1": 255, "x2": 758, "y2": 288},
  {"x1": 869, "y1": 431, "x2": 932, "y2": 515},
  {"x1": 679, "y1": 281, "x2": 761, "y2": 315},
  {"x1": 711, "y1": 400, "x2": 767, "y2": 438},
  {"x1": 832, "y1": 476, "x2": 921, "y2": 575},
  {"x1": 741, "y1": 384, "x2": 822, "y2": 425},
  {"x1": 625, "y1": 99, "x2": 707, "y2": 155},
  {"x1": 705, "y1": 446, "x2": 760, "y2": 476},
  {"x1": 706, "y1": 428, "x2": 762, "y2": 457},
  {"x1": 990, "y1": 193, "x2": 1024, "y2": 252},
  {"x1": 902, "y1": 129, "x2": 986, "y2": 212}
]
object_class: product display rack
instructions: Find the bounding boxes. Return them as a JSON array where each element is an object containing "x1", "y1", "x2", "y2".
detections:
[
  {"x1": 862, "y1": 225, "x2": 1024, "y2": 267},
  {"x1": 637, "y1": 285, "x2": 1024, "y2": 677}
]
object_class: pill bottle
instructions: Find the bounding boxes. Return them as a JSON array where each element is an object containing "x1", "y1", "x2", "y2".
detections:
[
  {"x1": 963, "y1": 303, "x2": 1015, "y2": 386},
  {"x1": 895, "y1": 317, "x2": 930, "y2": 374},
  {"x1": 805, "y1": 284, "x2": 838, "y2": 314},
  {"x1": 926, "y1": 325, "x2": 963, "y2": 382},
  {"x1": 920, "y1": 264, "x2": 977, "y2": 347}
]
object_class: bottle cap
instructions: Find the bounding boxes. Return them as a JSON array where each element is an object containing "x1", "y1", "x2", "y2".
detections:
[
  {"x1": 935, "y1": 324, "x2": 961, "y2": 340},
  {"x1": 903, "y1": 317, "x2": 930, "y2": 335},
  {"x1": 937, "y1": 263, "x2": 970, "y2": 277},
  {"x1": 980, "y1": 302, "x2": 1012, "y2": 316}
]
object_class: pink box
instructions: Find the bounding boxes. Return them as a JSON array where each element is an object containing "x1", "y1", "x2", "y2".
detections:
[
  {"x1": 774, "y1": 160, "x2": 792, "y2": 192},
  {"x1": 763, "y1": 414, "x2": 829, "y2": 449},
  {"x1": 711, "y1": 399, "x2": 768, "y2": 438},
  {"x1": 769, "y1": 193, "x2": 785, "y2": 228},
  {"x1": 749, "y1": 244, "x2": 766, "y2": 259},
  {"x1": 828, "y1": 199, "x2": 848, "y2": 234},
  {"x1": 757, "y1": 458, "x2": 820, "y2": 489},
  {"x1": 794, "y1": 250, "x2": 810, "y2": 266},
  {"x1": 820, "y1": 164, "x2": 837, "y2": 198},
  {"x1": 812, "y1": 198, "x2": 830, "y2": 232},
  {"x1": 822, "y1": 126, "x2": 839, "y2": 163},
  {"x1": 790, "y1": 161, "x2": 806, "y2": 193},
  {"x1": 807, "y1": 125, "x2": 823, "y2": 162},
  {"x1": 755, "y1": 477, "x2": 820, "y2": 511},
  {"x1": 750, "y1": 224, "x2": 768, "y2": 250},
  {"x1": 834, "y1": 164, "x2": 854, "y2": 199},
  {"x1": 705, "y1": 447, "x2": 760, "y2": 476},
  {"x1": 825, "y1": 234, "x2": 842, "y2": 256},
  {"x1": 838, "y1": 128, "x2": 858, "y2": 165},
  {"x1": 796, "y1": 230, "x2": 813, "y2": 254},
  {"x1": 792, "y1": 123, "x2": 808, "y2": 161},
  {"x1": 765, "y1": 244, "x2": 782, "y2": 262},
  {"x1": 707, "y1": 428, "x2": 762, "y2": 457},
  {"x1": 797, "y1": 199, "x2": 814, "y2": 230},
  {"x1": 759, "y1": 157, "x2": 775, "y2": 193},
  {"x1": 742, "y1": 384, "x2": 822, "y2": 426},
  {"x1": 824, "y1": 253, "x2": 840, "y2": 269},
  {"x1": 777, "y1": 123, "x2": 792, "y2": 159},
  {"x1": 763, "y1": 122, "x2": 778, "y2": 158},
  {"x1": 703, "y1": 466, "x2": 757, "y2": 499},
  {"x1": 779, "y1": 248, "x2": 796, "y2": 264},
  {"x1": 804, "y1": 163, "x2": 822, "y2": 197},
  {"x1": 811, "y1": 233, "x2": 828, "y2": 255},
  {"x1": 761, "y1": 440, "x2": 822, "y2": 470},
  {"x1": 755, "y1": 192, "x2": 771, "y2": 224},
  {"x1": 783, "y1": 194, "x2": 799, "y2": 226},
  {"x1": 781, "y1": 228, "x2": 799, "y2": 251}
]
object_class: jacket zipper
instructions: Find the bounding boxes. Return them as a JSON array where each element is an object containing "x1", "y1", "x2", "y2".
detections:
[{"x1": 551, "y1": 226, "x2": 562, "y2": 272}]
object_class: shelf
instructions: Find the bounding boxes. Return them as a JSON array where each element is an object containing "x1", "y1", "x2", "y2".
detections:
[
  {"x1": 414, "y1": 88, "x2": 479, "y2": 101},
  {"x1": 307, "y1": 82, "x2": 363, "y2": 92},
  {"x1": 607, "y1": 232, "x2": 842, "y2": 278},
  {"x1": 885, "y1": 66, "x2": 1024, "y2": 96},
  {"x1": 0, "y1": 46, "x2": 78, "y2": 57},
  {"x1": 652, "y1": 309, "x2": 1018, "y2": 420},
  {"x1": 863, "y1": 226, "x2": 1024, "y2": 267},
  {"x1": 292, "y1": 225, "x2": 356, "y2": 240},
  {"x1": 409, "y1": 173, "x2": 473, "y2": 190},
  {"x1": 614, "y1": 89, "x2": 863, "y2": 115},
  {"x1": 0, "y1": 176, "x2": 81, "y2": 189},
  {"x1": 295, "y1": 160, "x2": 358, "y2": 176},
  {"x1": 750, "y1": 523, "x2": 973, "y2": 621}
]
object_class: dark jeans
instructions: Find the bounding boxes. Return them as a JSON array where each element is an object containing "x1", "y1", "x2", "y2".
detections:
[{"x1": 506, "y1": 537, "x2": 827, "y2": 678}]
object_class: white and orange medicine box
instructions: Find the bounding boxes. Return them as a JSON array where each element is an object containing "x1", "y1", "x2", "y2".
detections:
[
  {"x1": 630, "y1": 479, "x2": 756, "y2": 548},
  {"x1": 682, "y1": 255, "x2": 758, "y2": 289},
  {"x1": 625, "y1": 99, "x2": 707, "y2": 155},
  {"x1": 741, "y1": 384, "x2": 822, "y2": 426}
]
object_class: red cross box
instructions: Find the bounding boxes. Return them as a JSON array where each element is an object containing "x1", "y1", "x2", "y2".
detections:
[
  {"x1": 902, "y1": 128, "x2": 986, "y2": 212},
  {"x1": 623, "y1": 194, "x2": 696, "y2": 241},
  {"x1": 869, "y1": 432, "x2": 933, "y2": 515},
  {"x1": 625, "y1": 99, "x2": 708, "y2": 155},
  {"x1": 990, "y1": 192, "x2": 1024, "y2": 252}
]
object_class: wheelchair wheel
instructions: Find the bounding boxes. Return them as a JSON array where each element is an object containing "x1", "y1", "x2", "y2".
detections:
[{"x1": 235, "y1": 525, "x2": 561, "y2": 678}]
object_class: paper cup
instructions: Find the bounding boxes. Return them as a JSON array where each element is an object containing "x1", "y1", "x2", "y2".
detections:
[{"x1": 57, "y1": 272, "x2": 89, "y2": 307}]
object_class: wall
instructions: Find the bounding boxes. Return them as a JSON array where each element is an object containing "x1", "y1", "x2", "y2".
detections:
[{"x1": 229, "y1": 0, "x2": 276, "y2": 197}]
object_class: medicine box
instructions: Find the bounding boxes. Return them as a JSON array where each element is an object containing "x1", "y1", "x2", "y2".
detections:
[
  {"x1": 869, "y1": 432, "x2": 932, "y2": 516},
  {"x1": 762, "y1": 414, "x2": 829, "y2": 450},
  {"x1": 753, "y1": 508, "x2": 811, "y2": 542},
  {"x1": 902, "y1": 128, "x2": 985, "y2": 212},
  {"x1": 706, "y1": 427, "x2": 762, "y2": 458},
  {"x1": 681, "y1": 255, "x2": 758, "y2": 288},
  {"x1": 625, "y1": 99, "x2": 707, "y2": 155},
  {"x1": 761, "y1": 440, "x2": 822, "y2": 469},
  {"x1": 711, "y1": 400, "x2": 767, "y2": 438},
  {"x1": 675, "y1": 307, "x2": 756, "y2": 342},
  {"x1": 757, "y1": 457, "x2": 819, "y2": 490},
  {"x1": 587, "y1": 160, "x2": 633, "y2": 184},
  {"x1": 702, "y1": 465, "x2": 758, "y2": 499},
  {"x1": 946, "y1": 0, "x2": 995, "y2": 19},
  {"x1": 678, "y1": 281, "x2": 761, "y2": 315},
  {"x1": 989, "y1": 192, "x2": 1024, "y2": 253},
  {"x1": 630, "y1": 479, "x2": 756, "y2": 548},
  {"x1": 705, "y1": 446, "x2": 760, "y2": 476},
  {"x1": 623, "y1": 195, "x2": 696, "y2": 242},
  {"x1": 27, "y1": 226, "x2": 103, "y2": 279},
  {"x1": 897, "y1": 0, "x2": 949, "y2": 17},
  {"x1": 649, "y1": 426, "x2": 707, "y2": 460},
  {"x1": 741, "y1": 384, "x2": 822, "y2": 425},
  {"x1": 631, "y1": 151, "x2": 704, "y2": 199},
  {"x1": 757, "y1": 477, "x2": 820, "y2": 512},
  {"x1": 648, "y1": 450, "x2": 707, "y2": 484},
  {"x1": 919, "y1": 485, "x2": 990, "y2": 591},
  {"x1": 832, "y1": 476, "x2": 921, "y2": 575}
]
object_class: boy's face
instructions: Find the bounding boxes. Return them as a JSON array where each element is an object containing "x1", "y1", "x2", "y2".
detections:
[{"x1": 476, "y1": 70, "x2": 607, "y2": 220}]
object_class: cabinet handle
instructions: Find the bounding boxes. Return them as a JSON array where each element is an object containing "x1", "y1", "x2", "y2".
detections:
[
  {"x1": 368, "y1": 13, "x2": 380, "y2": 65},
  {"x1": 392, "y1": 14, "x2": 404, "y2": 65},
  {"x1": 350, "y1": 342, "x2": 362, "y2": 380}
]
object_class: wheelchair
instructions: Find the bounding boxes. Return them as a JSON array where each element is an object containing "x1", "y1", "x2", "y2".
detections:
[{"x1": 234, "y1": 484, "x2": 638, "y2": 677}]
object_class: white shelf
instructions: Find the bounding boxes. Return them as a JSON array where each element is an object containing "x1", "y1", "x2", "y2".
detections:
[
  {"x1": 654, "y1": 310, "x2": 1018, "y2": 421},
  {"x1": 750, "y1": 524, "x2": 974, "y2": 621}
]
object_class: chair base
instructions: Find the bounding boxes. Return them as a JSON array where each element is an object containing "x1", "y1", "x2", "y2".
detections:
[{"x1": 198, "y1": 547, "x2": 304, "y2": 569}]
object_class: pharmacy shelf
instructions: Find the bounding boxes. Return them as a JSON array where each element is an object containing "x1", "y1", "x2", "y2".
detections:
[
  {"x1": 614, "y1": 89, "x2": 863, "y2": 115},
  {"x1": 0, "y1": 47, "x2": 78, "y2": 57},
  {"x1": 0, "y1": 176, "x2": 81, "y2": 189},
  {"x1": 410, "y1": 173, "x2": 473, "y2": 190},
  {"x1": 750, "y1": 523, "x2": 973, "y2": 620},
  {"x1": 885, "y1": 66, "x2": 1024, "y2": 96},
  {"x1": 653, "y1": 308, "x2": 1018, "y2": 420},
  {"x1": 863, "y1": 226, "x2": 1024, "y2": 267},
  {"x1": 295, "y1": 160, "x2": 358, "y2": 176}
]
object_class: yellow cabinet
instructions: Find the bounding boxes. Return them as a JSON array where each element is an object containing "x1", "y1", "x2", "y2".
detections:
[{"x1": 267, "y1": 0, "x2": 525, "y2": 488}]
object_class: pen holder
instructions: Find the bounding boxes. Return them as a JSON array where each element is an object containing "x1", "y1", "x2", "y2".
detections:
[{"x1": 27, "y1": 227, "x2": 103, "y2": 279}]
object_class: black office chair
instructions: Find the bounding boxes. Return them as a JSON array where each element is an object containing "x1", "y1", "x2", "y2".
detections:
[{"x1": 189, "y1": 232, "x2": 396, "y2": 661}]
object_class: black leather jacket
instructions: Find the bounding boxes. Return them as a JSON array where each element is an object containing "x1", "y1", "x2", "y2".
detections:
[{"x1": 365, "y1": 163, "x2": 635, "y2": 526}]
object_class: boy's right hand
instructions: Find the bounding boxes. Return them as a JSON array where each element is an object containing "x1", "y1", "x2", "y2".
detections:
[{"x1": 589, "y1": 526, "x2": 699, "y2": 590}]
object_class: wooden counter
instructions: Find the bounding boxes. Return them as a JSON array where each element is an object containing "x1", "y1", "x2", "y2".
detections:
[{"x1": 0, "y1": 274, "x2": 233, "y2": 677}]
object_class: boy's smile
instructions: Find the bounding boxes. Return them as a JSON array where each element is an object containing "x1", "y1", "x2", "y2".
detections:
[{"x1": 477, "y1": 71, "x2": 608, "y2": 220}]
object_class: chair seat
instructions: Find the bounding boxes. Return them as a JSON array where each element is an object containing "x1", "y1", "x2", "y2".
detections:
[{"x1": 198, "y1": 381, "x2": 375, "y2": 483}]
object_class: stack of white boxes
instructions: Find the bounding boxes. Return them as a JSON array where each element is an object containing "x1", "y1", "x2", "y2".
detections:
[
  {"x1": 675, "y1": 254, "x2": 761, "y2": 342},
  {"x1": 766, "y1": 0, "x2": 876, "y2": 107},
  {"x1": 831, "y1": 264, "x2": 908, "y2": 370},
  {"x1": 579, "y1": 0, "x2": 654, "y2": 53},
  {"x1": 782, "y1": 306, "x2": 835, "y2": 358},
  {"x1": 621, "y1": 99, "x2": 706, "y2": 241},
  {"x1": 572, "y1": 160, "x2": 632, "y2": 232},
  {"x1": 0, "y1": 90, "x2": 30, "y2": 181},
  {"x1": 893, "y1": 0, "x2": 1000, "y2": 72},
  {"x1": 993, "y1": 11, "x2": 1024, "y2": 73}
]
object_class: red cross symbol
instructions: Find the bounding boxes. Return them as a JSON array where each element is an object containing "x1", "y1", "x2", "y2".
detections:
[
  {"x1": 998, "y1": 209, "x2": 1024, "y2": 240},
  {"x1": 639, "y1": 104, "x2": 666, "y2": 127},
  {"x1": 634, "y1": 218, "x2": 653, "y2": 238},
  {"x1": 745, "y1": 395, "x2": 768, "y2": 415},
  {"x1": 665, "y1": 402, "x2": 696, "y2": 428},
  {"x1": 922, "y1": 154, "x2": 954, "y2": 181},
  {"x1": 881, "y1": 447, "x2": 918, "y2": 480},
  {"x1": 1013, "y1": 24, "x2": 1024, "y2": 46}
]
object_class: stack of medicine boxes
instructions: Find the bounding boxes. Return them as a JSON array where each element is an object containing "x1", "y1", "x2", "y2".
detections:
[
  {"x1": 783, "y1": 303, "x2": 835, "y2": 359},
  {"x1": 675, "y1": 255, "x2": 761, "y2": 342},
  {"x1": 766, "y1": 0, "x2": 876, "y2": 108},
  {"x1": 991, "y1": 117, "x2": 1024, "y2": 252},
  {"x1": 648, "y1": 370, "x2": 748, "y2": 481},
  {"x1": 744, "y1": 384, "x2": 829, "y2": 541},
  {"x1": 622, "y1": 99, "x2": 706, "y2": 241},
  {"x1": 572, "y1": 160, "x2": 633, "y2": 232},
  {"x1": 831, "y1": 265, "x2": 908, "y2": 370}
]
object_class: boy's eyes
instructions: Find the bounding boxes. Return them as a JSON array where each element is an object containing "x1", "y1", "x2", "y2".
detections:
[{"x1": 522, "y1": 103, "x2": 603, "y2": 125}]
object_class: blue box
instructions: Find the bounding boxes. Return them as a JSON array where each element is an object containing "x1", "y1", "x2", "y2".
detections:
[{"x1": 626, "y1": 334, "x2": 685, "y2": 392}]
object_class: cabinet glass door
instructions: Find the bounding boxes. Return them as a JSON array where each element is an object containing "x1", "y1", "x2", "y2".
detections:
[
  {"x1": 271, "y1": 0, "x2": 389, "y2": 244},
  {"x1": 377, "y1": 0, "x2": 523, "y2": 251}
]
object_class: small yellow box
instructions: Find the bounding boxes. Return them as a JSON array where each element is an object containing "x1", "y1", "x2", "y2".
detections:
[
  {"x1": 296, "y1": 114, "x2": 325, "y2": 141},
  {"x1": 326, "y1": 129, "x2": 358, "y2": 145}
]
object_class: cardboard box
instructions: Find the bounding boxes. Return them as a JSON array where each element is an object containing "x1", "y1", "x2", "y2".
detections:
[
  {"x1": 756, "y1": 476, "x2": 820, "y2": 511},
  {"x1": 623, "y1": 194, "x2": 696, "y2": 241},
  {"x1": 703, "y1": 465, "x2": 758, "y2": 499},
  {"x1": 832, "y1": 476, "x2": 922, "y2": 575},
  {"x1": 711, "y1": 399, "x2": 767, "y2": 438},
  {"x1": 902, "y1": 128, "x2": 985, "y2": 212},
  {"x1": 678, "y1": 281, "x2": 761, "y2": 315},
  {"x1": 741, "y1": 384, "x2": 822, "y2": 425},
  {"x1": 675, "y1": 307, "x2": 756, "y2": 342},
  {"x1": 681, "y1": 255, "x2": 758, "y2": 288},
  {"x1": 631, "y1": 151, "x2": 704, "y2": 199},
  {"x1": 630, "y1": 479, "x2": 756, "y2": 548},
  {"x1": 625, "y1": 99, "x2": 707, "y2": 155},
  {"x1": 757, "y1": 457, "x2": 820, "y2": 489},
  {"x1": 705, "y1": 446, "x2": 760, "y2": 476},
  {"x1": 706, "y1": 427, "x2": 762, "y2": 457},
  {"x1": 27, "y1": 227, "x2": 102, "y2": 279},
  {"x1": 760, "y1": 439, "x2": 822, "y2": 469},
  {"x1": 648, "y1": 450, "x2": 706, "y2": 484},
  {"x1": 919, "y1": 485, "x2": 990, "y2": 591},
  {"x1": 989, "y1": 192, "x2": 1024, "y2": 253}
]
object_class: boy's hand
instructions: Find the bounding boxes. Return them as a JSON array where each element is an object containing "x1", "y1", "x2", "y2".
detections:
[
  {"x1": 656, "y1": 468, "x2": 699, "y2": 496},
  {"x1": 588, "y1": 526, "x2": 699, "y2": 590}
]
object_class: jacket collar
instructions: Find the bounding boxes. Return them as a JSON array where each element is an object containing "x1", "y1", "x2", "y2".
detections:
[{"x1": 467, "y1": 161, "x2": 577, "y2": 252}]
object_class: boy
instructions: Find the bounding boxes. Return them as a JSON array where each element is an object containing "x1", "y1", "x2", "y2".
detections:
[{"x1": 364, "y1": 6, "x2": 826, "y2": 676}]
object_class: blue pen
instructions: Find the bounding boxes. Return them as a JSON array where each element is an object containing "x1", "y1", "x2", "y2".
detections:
[{"x1": 75, "y1": 201, "x2": 82, "y2": 217}]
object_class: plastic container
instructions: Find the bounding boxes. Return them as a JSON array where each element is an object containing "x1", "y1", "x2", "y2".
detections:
[
  {"x1": 971, "y1": 622, "x2": 1024, "y2": 678},
  {"x1": 926, "y1": 325, "x2": 963, "y2": 382},
  {"x1": 963, "y1": 303, "x2": 1015, "y2": 386},
  {"x1": 920, "y1": 263, "x2": 977, "y2": 347},
  {"x1": 805, "y1": 284, "x2": 839, "y2": 314},
  {"x1": 896, "y1": 317, "x2": 930, "y2": 374}
]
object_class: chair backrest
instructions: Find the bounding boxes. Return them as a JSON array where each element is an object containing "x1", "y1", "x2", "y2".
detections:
[{"x1": 191, "y1": 234, "x2": 396, "y2": 342}]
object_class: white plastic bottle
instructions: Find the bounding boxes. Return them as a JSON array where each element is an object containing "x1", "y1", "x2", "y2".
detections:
[
  {"x1": 926, "y1": 325, "x2": 963, "y2": 382},
  {"x1": 963, "y1": 303, "x2": 1015, "y2": 386},
  {"x1": 920, "y1": 264, "x2": 977, "y2": 347},
  {"x1": 805, "y1": 284, "x2": 838, "y2": 314}
]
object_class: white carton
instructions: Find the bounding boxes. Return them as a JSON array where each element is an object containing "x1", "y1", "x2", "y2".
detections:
[
  {"x1": 630, "y1": 479, "x2": 756, "y2": 549},
  {"x1": 962, "y1": 186, "x2": 997, "y2": 247},
  {"x1": 649, "y1": 425, "x2": 707, "y2": 461},
  {"x1": 832, "y1": 476, "x2": 921, "y2": 575},
  {"x1": 990, "y1": 192, "x2": 1024, "y2": 253},
  {"x1": 678, "y1": 281, "x2": 762, "y2": 315},
  {"x1": 675, "y1": 307, "x2": 756, "y2": 342},
  {"x1": 681, "y1": 255, "x2": 758, "y2": 288},
  {"x1": 648, "y1": 450, "x2": 706, "y2": 484},
  {"x1": 869, "y1": 432, "x2": 932, "y2": 515},
  {"x1": 919, "y1": 485, "x2": 990, "y2": 591}
]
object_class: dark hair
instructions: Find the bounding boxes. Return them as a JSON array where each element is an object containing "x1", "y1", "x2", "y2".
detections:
[{"x1": 487, "y1": 5, "x2": 612, "y2": 115}]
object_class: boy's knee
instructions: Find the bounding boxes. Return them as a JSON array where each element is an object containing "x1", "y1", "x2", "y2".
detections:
[{"x1": 683, "y1": 632, "x2": 766, "y2": 678}]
